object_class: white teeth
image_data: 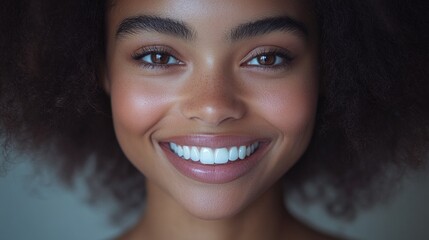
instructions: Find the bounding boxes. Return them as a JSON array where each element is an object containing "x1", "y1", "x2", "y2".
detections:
[
  {"x1": 183, "y1": 146, "x2": 191, "y2": 160},
  {"x1": 191, "y1": 146, "x2": 200, "y2": 162},
  {"x1": 214, "y1": 148, "x2": 229, "y2": 164},
  {"x1": 200, "y1": 147, "x2": 214, "y2": 165},
  {"x1": 229, "y1": 147, "x2": 239, "y2": 161},
  {"x1": 177, "y1": 145, "x2": 184, "y2": 157},
  {"x1": 170, "y1": 143, "x2": 177, "y2": 152},
  {"x1": 169, "y1": 142, "x2": 259, "y2": 165},
  {"x1": 238, "y1": 146, "x2": 246, "y2": 160}
]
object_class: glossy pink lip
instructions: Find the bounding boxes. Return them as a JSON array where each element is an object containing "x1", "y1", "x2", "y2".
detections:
[{"x1": 160, "y1": 135, "x2": 270, "y2": 184}]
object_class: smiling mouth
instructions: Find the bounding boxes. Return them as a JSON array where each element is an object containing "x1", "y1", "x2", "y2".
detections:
[{"x1": 169, "y1": 142, "x2": 260, "y2": 165}]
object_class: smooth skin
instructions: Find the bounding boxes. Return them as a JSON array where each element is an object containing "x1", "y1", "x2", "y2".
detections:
[{"x1": 104, "y1": 0, "x2": 337, "y2": 239}]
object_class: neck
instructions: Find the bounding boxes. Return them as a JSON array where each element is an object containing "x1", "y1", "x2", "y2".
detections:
[{"x1": 121, "y1": 181, "x2": 300, "y2": 240}]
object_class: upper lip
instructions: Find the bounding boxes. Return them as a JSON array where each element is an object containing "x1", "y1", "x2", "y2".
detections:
[{"x1": 160, "y1": 135, "x2": 270, "y2": 148}]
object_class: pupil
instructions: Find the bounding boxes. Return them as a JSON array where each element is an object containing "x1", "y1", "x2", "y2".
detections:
[
  {"x1": 258, "y1": 55, "x2": 275, "y2": 65},
  {"x1": 151, "y1": 53, "x2": 169, "y2": 64}
]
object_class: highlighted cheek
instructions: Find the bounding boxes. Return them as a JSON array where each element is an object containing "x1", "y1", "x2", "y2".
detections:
[
  {"x1": 258, "y1": 82, "x2": 318, "y2": 136},
  {"x1": 110, "y1": 82, "x2": 173, "y2": 139}
]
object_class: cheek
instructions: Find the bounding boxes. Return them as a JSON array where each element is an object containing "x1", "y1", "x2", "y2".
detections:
[
  {"x1": 252, "y1": 75, "x2": 319, "y2": 184},
  {"x1": 112, "y1": 85, "x2": 161, "y2": 133},
  {"x1": 256, "y1": 76, "x2": 319, "y2": 137},
  {"x1": 108, "y1": 73, "x2": 173, "y2": 161}
]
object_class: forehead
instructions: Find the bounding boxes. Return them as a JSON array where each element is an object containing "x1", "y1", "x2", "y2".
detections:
[{"x1": 107, "y1": 0, "x2": 316, "y2": 36}]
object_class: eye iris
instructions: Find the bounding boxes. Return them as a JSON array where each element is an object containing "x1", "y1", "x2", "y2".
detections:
[
  {"x1": 151, "y1": 53, "x2": 170, "y2": 64},
  {"x1": 258, "y1": 54, "x2": 276, "y2": 65}
]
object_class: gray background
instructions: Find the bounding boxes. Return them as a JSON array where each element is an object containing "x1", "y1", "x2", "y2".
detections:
[{"x1": 1, "y1": 158, "x2": 428, "y2": 240}]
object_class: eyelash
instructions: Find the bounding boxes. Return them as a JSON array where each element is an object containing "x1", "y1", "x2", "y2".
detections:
[
  {"x1": 132, "y1": 46, "x2": 183, "y2": 69},
  {"x1": 242, "y1": 48, "x2": 296, "y2": 71},
  {"x1": 132, "y1": 46, "x2": 295, "y2": 70}
]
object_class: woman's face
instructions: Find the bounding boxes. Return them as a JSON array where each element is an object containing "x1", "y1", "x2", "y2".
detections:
[{"x1": 105, "y1": 0, "x2": 318, "y2": 219}]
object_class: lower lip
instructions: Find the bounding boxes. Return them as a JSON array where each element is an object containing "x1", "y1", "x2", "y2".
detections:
[{"x1": 161, "y1": 142, "x2": 268, "y2": 184}]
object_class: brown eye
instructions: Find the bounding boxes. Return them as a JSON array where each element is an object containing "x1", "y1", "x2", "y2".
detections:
[
  {"x1": 139, "y1": 51, "x2": 181, "y2": 65},
  {"x1": 256, "y1": 54, "x2": 276, "y2": 65},
  {"x1": 151, "y1": 53, "x2": 171, "y2": 64},
  {"x1": 244, "y1": 51, "x2": 293, "y2": 68}
]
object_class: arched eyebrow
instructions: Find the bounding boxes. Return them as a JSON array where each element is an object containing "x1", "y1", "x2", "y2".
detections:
[
  {"x1": 116, "y1": 15, "x2": 195, "y2": 40},
  {"x1": 229, "y1": 17, "x2": 308, "y2": 41},
  {"x1": 115, "y1": 15, "x2": 308, "y2": 42}
]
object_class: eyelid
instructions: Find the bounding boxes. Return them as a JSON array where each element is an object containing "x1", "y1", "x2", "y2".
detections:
[
  {"x1": 132, "y1": 45, "x2": 185, "y2": 68},
  {"x1": 240, "y1": 47, "x2": 295, "y2": 67}
]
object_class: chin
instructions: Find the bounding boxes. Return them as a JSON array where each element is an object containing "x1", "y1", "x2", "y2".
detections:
[
  {"x1": 183, "y1": 200, "x2": 247, "y2": 221},
  {"x1": 173, "y1": 183, "x2": 261, "y2": 221}
]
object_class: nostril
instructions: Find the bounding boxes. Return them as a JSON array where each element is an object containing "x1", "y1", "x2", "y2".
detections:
[
  {"x1": 179, "y1": 71, "x2": 246, "y2": 125},
  {"x1": 180, "y1": 95, "x2": 246, "y2": 126}
]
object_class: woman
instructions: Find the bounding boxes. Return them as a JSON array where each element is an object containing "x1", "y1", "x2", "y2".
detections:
[{"x1": 1, "y1": 0, "x2": 428, "y2": 239}]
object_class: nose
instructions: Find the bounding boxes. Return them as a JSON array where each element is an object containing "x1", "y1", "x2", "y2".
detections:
[{"x1": 179, "y1": 72, "x2": 246, "y2": 126}]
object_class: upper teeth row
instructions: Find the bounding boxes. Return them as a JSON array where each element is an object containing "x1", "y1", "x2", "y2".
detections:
[{"x1": 169, "y1": 142, "x2": 259, "y2": 165}]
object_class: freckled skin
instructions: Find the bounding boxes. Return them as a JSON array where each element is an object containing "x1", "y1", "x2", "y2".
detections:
[{"x1": 104, "y1": 0, "x2": 337, "y2": 239}]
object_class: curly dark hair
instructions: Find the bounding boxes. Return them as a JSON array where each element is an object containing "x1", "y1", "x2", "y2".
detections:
[{"x1": 1, "y1": 0, "x2": 428, "y2": 218}]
